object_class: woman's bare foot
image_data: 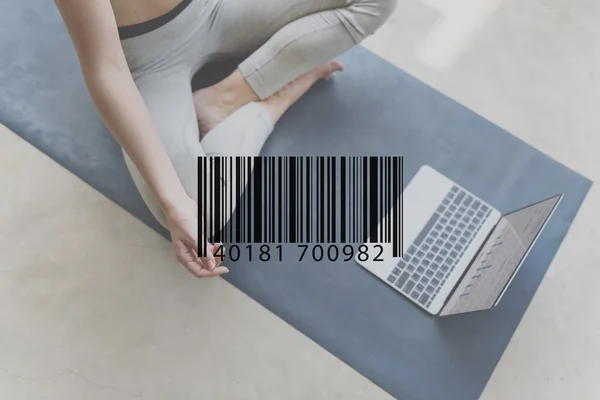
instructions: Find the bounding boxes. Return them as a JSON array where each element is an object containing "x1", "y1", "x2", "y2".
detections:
[
  {"x1": 193, "y1": 61, "x2": 345, "y2": 138},
  {"x1": 193, "y1": 69, "x2": 258, "y2": 137}
]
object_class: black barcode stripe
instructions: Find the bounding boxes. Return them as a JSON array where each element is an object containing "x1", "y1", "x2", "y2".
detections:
[
  {"x1": 379, "y1": 156, "x2": 384, "y2": 244},
  {"x1": 206, "y1": 156, "x2": 211, "y2": 245},
  {"x1": 237, "y1": 157, "x2": 246, "y2": 243},
  {"x1": 246, "y1": 158, "x2": 250, "y2": 243},
  {"x1": 361, "y1": 157, "x2": 367, "y2": 243},
  {"x1": 286, "y1": 157, "x2": 289, "y2": 244},
  {"x1": 399, "y1": 156, "x2": 404, "y2": 257},
  {"x1": 379, "y1": 156, "x2": 384, "y2": 243},
  {"x1": 254, "y1": 158, "x2": 262, "y2": 243},
  {"x1": 297, "y1": 157, "x2": 301, "y2": 242},
  {"x1": 327, "y1": 157, "x2": 331, "y2": 243},
  {"x1": 354, "y1": 157, "x2": 358, "y2": 243},
  {"x1": 238, "y1": 158, "x2": 242, "y2": 244},
  {"x1": 398, "y1": 156, "x2": 402, "y2": 257},
  {"x1": 382, "y1": 157, "x2": 385, "y2": 244},
  {"x1": 395, "y1": 156, "x2": 400, "y2": 257},
  {"x1": 385, "y1": 156, "x2": 390, "y2": 244},
  {"x1": 237, "y1": 158, "x2": 241, "y2": 244},
  {"x1": 228, "y1": 158, "x2": 231, "y2": 242},
  {"x1": 350, "y1": 158, "x2": 354, "y2": 243},
  {"x1": 265, "y1": 157, "x2": 269, "y2": 242},
  {"x1": 289, "y1": 156, "x2": 292, "y2": 243},
  {"x1": 198, "y1": 156, "x2": 204, "y2": 256},
  {"x1": 326, "y1": 157, "x2": 330, "y2": 243},
  {"x1": 267, "y1": 157, "x2": 271, "y2": 243},
  {"x1": 205, "y1": 156, "x2": 210, "y2": 253},
  {"x1": 369, "y1": 157, "x2": 377, "y2": 243},
  {"x1": 273, "y1": 157, "x2": 277, "y2": 243},
  {"x1": 258, "y1": 157, "x2": 261, "y2": 243},
  {"x1": 383, "y1": 156, "x2": 386, "y2": 243},
  {"x1": 263, "y1": 158, "x2": 272, "y2": 243},
  {"x1": 260, "y1": 157, "x2": 264, "y2": 243},
  {"x1": 277, "y1": 157, "x2": 282, "y2": 243},
  {"x1": 226, "y1": 157, "x2": 229, "y2": 242},
  {"x1": 265, "y1": 158, "x2": 268, "y2": 243},
  {"x1": 331, "y1": 157, "x2": 335, "y2": 243},
  {"x1": 314, "y1": 157, "x2": 319, "y2": 243},
  {"x1": 284, "y1": 157, "x2": 288, "y2": 244},
  {"x1": 305, "y1": 157, "x2": 310, "y2": 243},
  {"x1": 291, "y1": 157, "x2": 294, "y2": 243},
  {"x1": 212, "y1": 158, "x2": 215, "y2": 247},
  {"x1": 215, "y1": 157, "x2": 221, "y2": 243},
  {"x1": 199, "y1": 157, "x2": 205, "y2": 256},
  {"x1": 264, "y1": 157, "x2": 268, "y2": 243},
  {"x1": 319, "y1": 157, "x2": 325, "y2": 243},
  {"x1": 353, "y1": 157, "x2": 357, "y2": 243},
  {"x1": 323, "y1": 158, "x2": 326, "y2": 243},
  {"x1": 266, "y1": 157, "x2": 269, "y2": 243},
  {"x1": 304, "y1": 157, "x2": 308, "y2": 242},
  {"x1": 354, "y1": 158, "x2": 362, "y2": 242},
  {"x1": 300, "y1": 157, "x2": 305, "y2": 243},
  {"x1": 388, "y1": 156, "x2": 392, "y2": 244},
  {"x1": 340, "y1": 157, "x2": 346, "y2": 243},
  {"x1": 268, "y1": 157, "x2": 271, "y2": 243},
  {"x1": 240, "y1": 158, "x2": 244, "y2": 243},
  {"x1": 209, "y1": 156, "x2": 214, "y2": 242},
  {"x1": 380, "y1": 157, "x2": 384, "y2": 244},
  {"x1": 305, "y1": 157, "x2": 309, "y2": 242},
  {"x1": 330, "y1": 157, "x2": 334, "y2": 243},
  {"x1": 392, "y1": 157, "x2": 399, "y2": 257},
  {"x1": 331, "y1": 157, "x2": 336, "y2": 243},
  {"x1": 297, "y1": 157, "x2": 301, "y2": 243},
  {"x1": 377, "y1": 157, "x2": 381, "y2": 243},
  {"x1": 360, "y1": 157, "x2": 364, "y2": 242},
  {"x1": 353, "y1": 158, "x2": 361, "y2": 242},
  {"x1": 241, "y1": 158, "x2": 245, "y2": 243}
]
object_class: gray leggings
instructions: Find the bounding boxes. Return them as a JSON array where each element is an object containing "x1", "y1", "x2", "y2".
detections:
[{"x1": 120, "y1": 0, "x2": 397, "y2": 228}]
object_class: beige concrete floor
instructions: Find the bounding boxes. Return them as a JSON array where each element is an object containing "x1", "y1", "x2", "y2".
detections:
[{"x1": 1, "y1": 0, "x2": 599, "y2": 398}]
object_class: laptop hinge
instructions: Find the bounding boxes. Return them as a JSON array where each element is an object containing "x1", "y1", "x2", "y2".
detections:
[{"x1": 439, "y1": 222, "x2": 499, "y2": 314}]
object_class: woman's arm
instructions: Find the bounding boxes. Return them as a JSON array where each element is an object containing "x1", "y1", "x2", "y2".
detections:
[
  {"x1": 54, "y1": 0, "x2": 188, "y2": 214},
  {"x1": 54, "y1": 0, "x2": 227, "y2": 277}
]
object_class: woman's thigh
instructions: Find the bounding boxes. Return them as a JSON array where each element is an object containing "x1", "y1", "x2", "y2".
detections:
[
  {"x1": 212, "y1": 0, "x2": 397, "y2": 98},
  {"x1": 211, "y1": 0, "x2": 349, "y2": 56}
]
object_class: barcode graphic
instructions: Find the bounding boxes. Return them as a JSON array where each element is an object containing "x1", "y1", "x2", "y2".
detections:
[{"x1": 198, "y1": 156, "x2": 403, "y2": 257}]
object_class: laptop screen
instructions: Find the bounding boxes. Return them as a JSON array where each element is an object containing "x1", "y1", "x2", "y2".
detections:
[{"x1": 439, "y1": 194, "x2": 562, "y2": 316}]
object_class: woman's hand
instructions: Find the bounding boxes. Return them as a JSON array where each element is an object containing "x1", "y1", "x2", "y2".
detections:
[{"x1": 165, "y1": 197, "x2": 229, "y2": 278}]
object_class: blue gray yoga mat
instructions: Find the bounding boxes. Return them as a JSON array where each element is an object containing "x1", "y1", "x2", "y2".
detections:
[{"x1": 0, "y1": 1, "x2": 592, "y2": 399}]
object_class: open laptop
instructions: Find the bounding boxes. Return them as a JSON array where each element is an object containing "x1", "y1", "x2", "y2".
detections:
[{"x1": 356, "y1": 165, "x2": 562, "y2": 316}]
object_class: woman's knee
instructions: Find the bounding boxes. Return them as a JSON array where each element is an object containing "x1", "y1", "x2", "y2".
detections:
[{"x1": 348, "y1": 0, "x2": 398, "y2": 35}]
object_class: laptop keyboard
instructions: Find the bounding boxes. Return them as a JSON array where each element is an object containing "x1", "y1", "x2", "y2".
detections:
[{"x1": 387, "y1": 185, "x2": 492, "y2": 309}]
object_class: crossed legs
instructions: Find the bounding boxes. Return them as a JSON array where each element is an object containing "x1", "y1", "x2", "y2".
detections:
[{"x1": 124, "y1": 0, "x2": 398, "y2": 228}]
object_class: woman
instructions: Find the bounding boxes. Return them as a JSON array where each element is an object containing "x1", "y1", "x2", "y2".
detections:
[{"x1": 54, "y1": 0, "x2": 397, "y2": 278}]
